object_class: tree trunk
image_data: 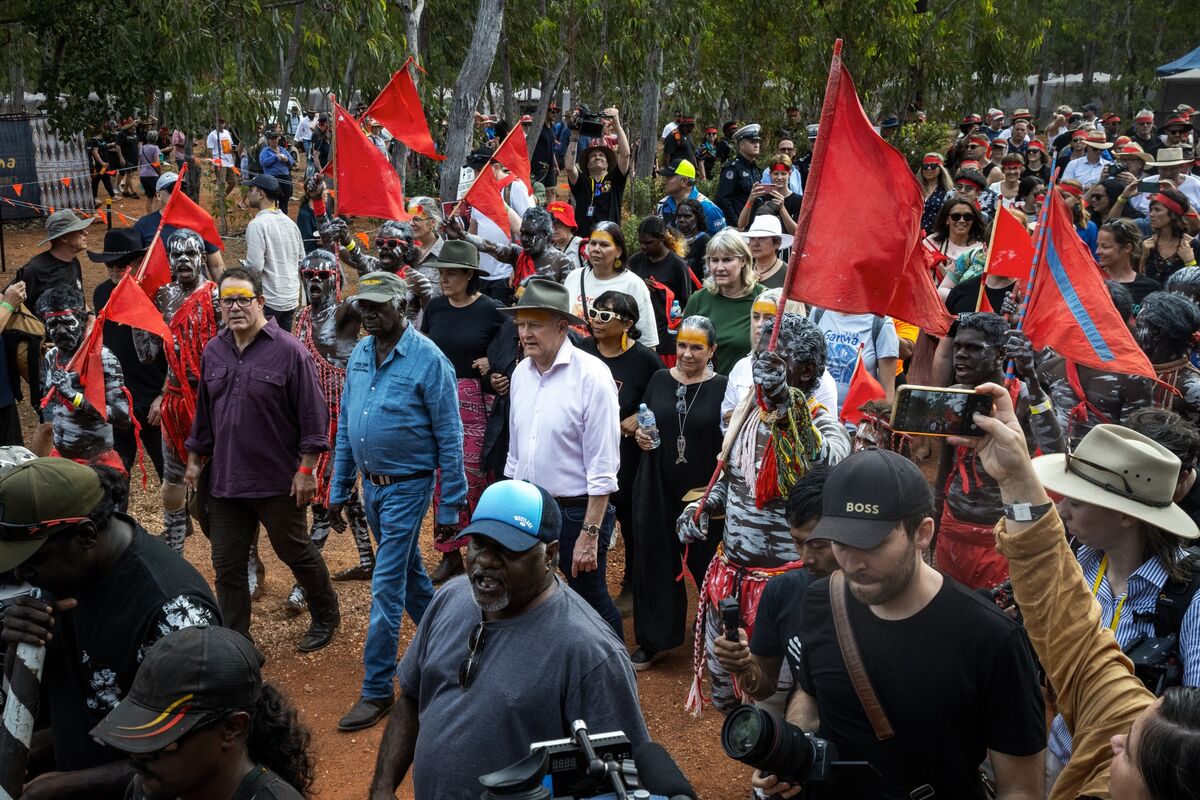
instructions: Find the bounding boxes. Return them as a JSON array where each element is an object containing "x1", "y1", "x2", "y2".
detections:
[
  {"x1": 390, "y1": 0, "x2": 427, "y2": 189},
  {"x1": 499, "y1": 37, "x2": 517, "y2": 123},
  {"x1": 342, "y1": 6, "x2": 368, "y2": 105},
  {"x1": 439, "y1": 0, "x2": 506, "y2": 202},
  {"x1": 591, "y1": 0, "x2": 609, "y2": 99},
  {"x1": 277, "y1": 0, "x2": 306, "y2": 127},
  {"x1": 635, "y1": 42, "x2": 663, "y2": 180},
  {"x1": 528, "y1": 51, "x2": 568, "y2": 159}
]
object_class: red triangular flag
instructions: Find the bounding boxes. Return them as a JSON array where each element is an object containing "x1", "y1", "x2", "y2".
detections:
[
  {"x1": 102, "y1": 273, "x2": 174, "y2": 346},
  {"x1": 976, "y1": 279, "x2": 995, "y2": 313},
  {"x1": 11, "y1": 183, "x2": 22, "y2": 196},
  {"x1": 840, "y1": 346, "x2": 886, "y2": 425},
  {"x1": 493, "y1": 125, "x2": 532, "y2": 192},
  {"x1": 161, "y1": 174, "x2": 223, "y2": 250},
  {"x1": 363, "y1": 66, "x2": 445, "y2": 161},
  {"x1": 462, "y1": 167, "x2": 510, "y2": 237},
  {"x1": 1022, "y1": 190, "x2": 1156, "y2": 380},
  {"x1": 136, "y1": 238, "x2": 172, "y2": 300},
  {"x1": 987, "y1": 205, "x2": 1036, "y2": 280},
  {"x1": 782, "y1": 42, "x2": 954, "y2": 337},
  {"x1": 60, "y1": 177, "x2": 72, "y2": 187},
  {"x1": 355, "y1": 231, "x2": 370, "y2": 247},
  {"x1": 333, "y1": 100, "x2": 410, "y2": 220},
  {"x1": 116, "y1": 212, "x2": 129, "y2": 225},
  {"x1": 96, "y1": 210, "x2": 107, "y2": 225},
  {"x1": 64, "y1": 320, "x2": 108, "y2": 421}
]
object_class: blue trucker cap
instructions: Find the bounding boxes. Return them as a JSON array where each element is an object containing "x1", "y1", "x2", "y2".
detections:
[{"x1": 458, "y1": 480, "x2": 561, "y2": 551}]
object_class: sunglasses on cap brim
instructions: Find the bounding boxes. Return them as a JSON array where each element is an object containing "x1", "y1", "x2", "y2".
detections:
[{"x1": 0, "y1": 516, "x2": 91, "y2": 541}]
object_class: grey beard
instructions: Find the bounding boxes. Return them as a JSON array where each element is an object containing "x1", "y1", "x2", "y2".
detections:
[{"x1": 471, "y1": 591, "x2": 509, "y2": 613}]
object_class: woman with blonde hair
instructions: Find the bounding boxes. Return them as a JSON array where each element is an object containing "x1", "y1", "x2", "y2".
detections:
[
  {"x1": 918, "y1": 152, "x2": 954, "y2": 232},
  {"x1": 682, "y1": 229, "x2": 763, "y2": 374}
]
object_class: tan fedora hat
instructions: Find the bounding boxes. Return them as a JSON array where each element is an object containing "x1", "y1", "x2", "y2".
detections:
[
  {"x1": 1032, "y1": 424, "x2": 1198, "y2": 539},
  {"x1": 498, "y1": 277, "x2": 586, "y2": 326},
  {"x1": 1151, "y1": 147, "x2": 1192, "y2": 168},
  {"x1": 1083, "y1": 131, "x2": 1112, "y2": 150}
]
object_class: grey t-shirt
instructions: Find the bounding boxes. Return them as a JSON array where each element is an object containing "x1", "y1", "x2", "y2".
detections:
[{"x1": 398, "y1": 575, "x2": 649, "y2": 799}]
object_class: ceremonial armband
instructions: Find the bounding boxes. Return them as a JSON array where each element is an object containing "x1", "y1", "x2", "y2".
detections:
[{"x1": 1029, "y1": 397, "x2": 1053, "y2": 415}]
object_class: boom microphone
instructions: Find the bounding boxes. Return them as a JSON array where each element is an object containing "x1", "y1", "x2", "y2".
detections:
[{"x1": 633, "y1": 741, "x2": 696, "y2": 800}]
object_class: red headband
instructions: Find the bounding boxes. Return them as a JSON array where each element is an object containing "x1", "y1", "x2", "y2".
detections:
[
  {"x1": 1059, "y1": 183, "x2": 1084, "y2": 197},
  {"x1": 1153, "y1": 193, "x2": 1186, "y2": 217},
  {"x1": 769, "y1": 162, "x2": 789, "y2": 173},
  {"x1": 42, "y1": 310, "x2": 79, "y2": 319},
  {"x1": 1071, "y1": 130, "x2": 1087, "y2": 140},
  {"x1": 922, "y1": 156, "x2": 942, "y2": 165}
]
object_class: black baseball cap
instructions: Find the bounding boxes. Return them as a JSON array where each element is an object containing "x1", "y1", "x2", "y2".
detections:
[
  {"x1": 454, "y1": 480, "x2": 561, "y2": 552},
  {"x1": 241, "y1": 173, "x2": 280, "y2": 192},
  {"x1": 810, "y1": 448, "x2": 932, "y2": 549},
  {"x1": 91, "y1": 626, "x2": 264, "y2": 754}
]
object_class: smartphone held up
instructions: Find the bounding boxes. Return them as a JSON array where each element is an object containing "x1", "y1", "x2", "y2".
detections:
[{"x1": 889, "y1": 385, "x2": 994, "y2": 437}]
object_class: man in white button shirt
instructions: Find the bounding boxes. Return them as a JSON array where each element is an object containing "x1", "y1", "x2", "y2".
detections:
[
  {"x1": 243, "y1": 174, "x2": 303, "y2": 331},
  {"x1": 501, "y1": 278, "x2": 624, "y2": 639},
  {"x1": 1061, "y1": 131, "x2": 1111, "y2": 190}
]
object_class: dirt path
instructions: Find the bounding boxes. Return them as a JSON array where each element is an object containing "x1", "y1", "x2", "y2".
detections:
[{"x1": 2, "y1": 176, "x2": 750, "y2": 798}]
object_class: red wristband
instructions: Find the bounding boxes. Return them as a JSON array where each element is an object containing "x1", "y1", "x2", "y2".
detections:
[{"x1": 298, "y1": 465, "x2": 314, "y2": 475}]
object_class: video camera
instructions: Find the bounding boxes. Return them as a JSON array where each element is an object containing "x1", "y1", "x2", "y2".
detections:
[
  {"x1": 1126, "y1": 633, "x2": 1183, "y2": 696},
  {"x1": 478, "y1": 719, "x2": 694, "y2": 800},
  {"x1": 568, "y1": 106, "x2": 608, "y2": 139}
]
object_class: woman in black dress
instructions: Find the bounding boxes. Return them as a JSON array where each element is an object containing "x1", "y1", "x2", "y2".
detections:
[
  {"x1": 580, "y1": 290, "x2": 665, "y2": 612},
  {"x1": 629, "y1": 315, "x2": 727, "y2": 670}
]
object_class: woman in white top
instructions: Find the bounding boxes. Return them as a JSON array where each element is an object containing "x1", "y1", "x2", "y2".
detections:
[
  {"x1": 925, "y1": 197, "x2": 987, "y2": 299},
  {"x1": 562, "y1": 220, "x2": 659, "y2": 349}
]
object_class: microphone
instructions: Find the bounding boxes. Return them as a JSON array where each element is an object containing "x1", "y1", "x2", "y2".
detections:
[{"x1": 633, "y1": 741, "x2": 696, "y2": 800}]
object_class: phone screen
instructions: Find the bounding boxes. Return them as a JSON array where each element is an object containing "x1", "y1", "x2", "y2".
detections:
[
  {"x1": 1138, "y1": 179, "x2": 1158, "y2": 194},
  {"x1": 890, "y1": 387, "x2": 994, "y2": 437}
]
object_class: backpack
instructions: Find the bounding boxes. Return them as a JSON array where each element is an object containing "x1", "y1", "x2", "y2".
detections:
[{"x1": 1149, "y1": 549, "x2": 1200, "y2": 639}]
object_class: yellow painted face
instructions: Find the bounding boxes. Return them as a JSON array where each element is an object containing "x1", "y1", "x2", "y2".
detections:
[
  {"x1": 675, "y1": 328, "x2": 710, "y2": 348},
  {"x1": 588, "y1": 229, "x2": 617, "y2": 247},
  {"x1": 219, "y1": 286, "x2": 255, "y2": 299}
]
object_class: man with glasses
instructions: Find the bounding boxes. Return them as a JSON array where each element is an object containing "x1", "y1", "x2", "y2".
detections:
[
  {"x1": 0, "y1": 458, "x2": 219, "y2": 798},
  {"x1": 185, "y1": 267, "x2": 340, "y2": 653},
  {"x1": 369, "y1": 479, "x2": 647, "y2": 800},
  {"x1": 327, "y1": 271, "x2": 465, "y2": 733},
  {"x1": 243, "y1": 174, "x2": 303, "y2": 332}
]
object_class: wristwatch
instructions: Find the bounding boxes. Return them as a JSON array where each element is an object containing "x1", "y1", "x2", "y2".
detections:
[
  {"x1": 581, "y1": 524, "x2": 602, "y2": 538},
  {"x1": 1003, "y1": 501, "x2": 1054, "y2": 523}
]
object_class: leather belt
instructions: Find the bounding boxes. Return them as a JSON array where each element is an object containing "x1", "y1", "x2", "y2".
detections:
[
  {"x1": 362, "y1": 469, "x2": 432, "y2": 486},
  {"x1": 554, "y1": 495, "x2": 591, "y2": 508}
]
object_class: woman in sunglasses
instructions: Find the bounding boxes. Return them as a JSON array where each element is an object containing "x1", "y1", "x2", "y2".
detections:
[
  {"x1": 562, "y1": 221, "x2": 659, "y2": 349},
  {"x1": 916, "y1": 152, "x2": 953, "y2": 233},
  {"x1": 629, "y1": 315, "x2": 726, "y2": 670},
  {"x1": 579, "y1": 291, "x2": 665, "y2": 614},
  {"x1": 926, "y1": 198, "x2": 986, "y2": 299}
]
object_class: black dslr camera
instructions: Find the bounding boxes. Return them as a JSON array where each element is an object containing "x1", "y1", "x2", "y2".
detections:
[
  {"x1": 569, "y1": 105, "x2": 607, "y2": 139},
  {"x1": 721, "y1": 705, "x2": 838, "y2": 786},
  {"x1": 478, "y1": 720, "x2": 691, "y2": 799},
  {"x1": 1126, "y1": 633, "x2": 1183, "y2": 696},
  {"x1": 987, "y1": 579, "x2": 1023, "y2": 624},
  {"x1": 1107, "y1": 163, "x2": 1128, "y2": 180}
]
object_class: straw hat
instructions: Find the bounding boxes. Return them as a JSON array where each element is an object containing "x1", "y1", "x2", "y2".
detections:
[
  {"x1": 1151, "y1": 147, "x2": 1191, "y2": 168},
  {"x1": 1032, "y1": 425, "x2": 1198, "y2": 539}
]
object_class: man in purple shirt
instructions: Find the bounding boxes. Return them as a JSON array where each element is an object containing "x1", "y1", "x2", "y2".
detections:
[{"x1": 185, "y1": 266, "x2": 340, "y2": 651}]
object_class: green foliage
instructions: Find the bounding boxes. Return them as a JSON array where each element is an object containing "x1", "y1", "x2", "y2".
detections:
[{"x1": 888, "y1": 124, "x2": 957, "y2": 171}]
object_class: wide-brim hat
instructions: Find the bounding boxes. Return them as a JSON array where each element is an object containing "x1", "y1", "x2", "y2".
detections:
[
  {"x1": 1113, "y1": 143, "x2": 1153, "y2": 164},
  {"x1": 87, "y1": 228, "x2": 147, "y2": 264},
  {"x1": 580, "y1": 143, "x2": 616, "y2": 169},
  {"x1": 1151, "y1": 147, "x2": 1191, "y2": 167},
  {"x1": 497, "y1": 277, "x2": 585, "y2": 326},
  {"x1": 1083, "y1": 132, "x2": 1112, "y2": 149},
  {"x1": 37, "y1": 209, "x2": 96, "y2": 247},
  {"x1": 429, "y1": 239, "x2": 484, "y2": 272},
  {"x1": 1011, "y1": 108, "x2": 1033, "y2": 120},
  {"x1": 740, "y1": 215, "x2": 794, "y2": 249},
  {"x1": 1032, "y1": 425, "x2": 1198, "y2": 540}
]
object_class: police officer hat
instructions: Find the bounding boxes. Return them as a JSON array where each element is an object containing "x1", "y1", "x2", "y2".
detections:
[{"x1": 732, "y1": 124, "x2": 762, "y2": 143}]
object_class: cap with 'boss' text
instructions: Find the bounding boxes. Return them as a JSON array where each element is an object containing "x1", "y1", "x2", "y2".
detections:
[{"x1": 811, "y1": 448, "x2": 933, "y2": 550}]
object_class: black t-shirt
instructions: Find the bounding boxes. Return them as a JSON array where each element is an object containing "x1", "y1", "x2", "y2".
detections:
[
  {"x1": 420, "y1": 293, "x2": 505, "y2": 378},
  {"x1": 750, "y1": 192, "x2": 803, "y2": 221},
  {"x1": 94, "y1": 279, "x2": 168, "y2": 409},
  {"x1": 86, "y1": 136, "x2": 105, "y2": 167},
  {"x1": 1116, "y1": 273, "x2": 1162, "y2": 308},
  {"x1": 117, "y1": 129, "x2": 138, "y2": 161},
  {"x1": 1021, "y1": 164, "x2": 1051, "y2": 183},
  {"x1": 946, "y1": 275, "x2": 1015, "y2": 318},
  {"x1": 627, "y1": 251, "x2": 693, "y2": 356},
  {"x1": 797, "y1": 576, "x2": 1046, "y2": 799},
  {"x1": 43, "y1": 520, "x2": 221, "y2": 771},
  {"x1": 579, "y1": 339, "x2": 664, "y2": 420},
  {"x1": 16, "y1": 251, "x2": 85, "y2": 318},
  {"x1": 125, "y1": 765, "x2": 303, "y2": 800},
  {"x1": 684, "y1": 233, "x2": 710, "y2": 280},
  {"x1": 749, "y1": 569, "x2": 813, "y2": 684},
  {"x1": 569, "y1": 166, "x2": 629, "y2": 237}
]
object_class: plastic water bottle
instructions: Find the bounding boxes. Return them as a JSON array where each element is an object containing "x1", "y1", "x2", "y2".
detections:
[
  {"x1": 670, "y1": 299, "x2": 682, "y2": 324},
  {"x1": 637, "y1": 403, "x2": 661, "y2": 449}
]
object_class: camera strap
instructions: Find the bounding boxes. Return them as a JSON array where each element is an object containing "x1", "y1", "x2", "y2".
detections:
[{"x1": 830, "y1": 571, "x2": 895, "y2": 741}]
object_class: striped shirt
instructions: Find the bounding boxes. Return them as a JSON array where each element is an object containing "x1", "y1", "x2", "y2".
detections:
[{"x1": 1049, "y1": 544, "x2": 1200, "y2": 762}]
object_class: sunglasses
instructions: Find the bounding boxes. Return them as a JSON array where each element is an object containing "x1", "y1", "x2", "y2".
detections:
[
  {"x1": 949, "y1": 213, "x2": 975, "y2": 222},
  {"x1": 375, "y1": 238, "x2": 406, "y2": 249},
  {"x1": 676, "y1": 382, "x2": 688, "y2": 414},
  {"x1": 587, "y1": 308, "x2": 625, "y2": 323},
  {"x1": 0, "y1": 516, "x2": 90, "y2": 542},
  {"x1": 458, "y1": 620, "x2": 488, "y2": 689},
  {"x1": 218, "y1": 296, "x2": 255, "y2": 308},
  {"x1": 300, "y1": 269, "x2": 338, "y2": 279},
  {"x1": 921, "y1": 164, "x2": 940, "y2": 169},
  {"x1": 1064, "y1": 451, "x2": 1171, "y2": 508}
]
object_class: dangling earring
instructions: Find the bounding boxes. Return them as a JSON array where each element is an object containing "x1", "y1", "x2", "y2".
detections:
[
  {"x1": 621, "y1": 331, "x2": 629, "y2": 350},
  {"x1": 615, "y1": 257, "x2": 622, "y2": 270}
]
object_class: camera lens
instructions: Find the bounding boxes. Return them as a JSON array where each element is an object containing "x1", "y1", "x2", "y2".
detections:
[{"x1": 721, "y1": 706, "x2": 820, "y2": 783}]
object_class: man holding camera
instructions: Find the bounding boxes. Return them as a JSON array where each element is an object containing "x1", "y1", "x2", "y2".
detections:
[
  {"x1": 564, "y1": 106, "x2": 631, "y2": 237},
  {"x1": 368, "y1": 480, "x2": 647, "y2": 800},
  {"x1": 756, "y1": 446, "x2": 1047, "y2": 799}
]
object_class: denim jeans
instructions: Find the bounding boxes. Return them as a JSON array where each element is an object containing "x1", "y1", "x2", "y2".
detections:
[
  {"x1": 360, "y1": 476, "x2": 436, "y2": 699},
  {"x1": 558, "y1": 502, "x2": 623, "y2": 641}
]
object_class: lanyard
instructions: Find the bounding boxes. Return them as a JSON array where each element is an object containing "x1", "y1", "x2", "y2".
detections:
[{"x1": 1091, "y1": 555, "x2": 1128, "y2": 631}]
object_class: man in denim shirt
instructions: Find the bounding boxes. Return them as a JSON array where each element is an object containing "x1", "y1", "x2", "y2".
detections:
[{"x1": 328, "y1": 271, "x2": 466, "y2": 732}]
